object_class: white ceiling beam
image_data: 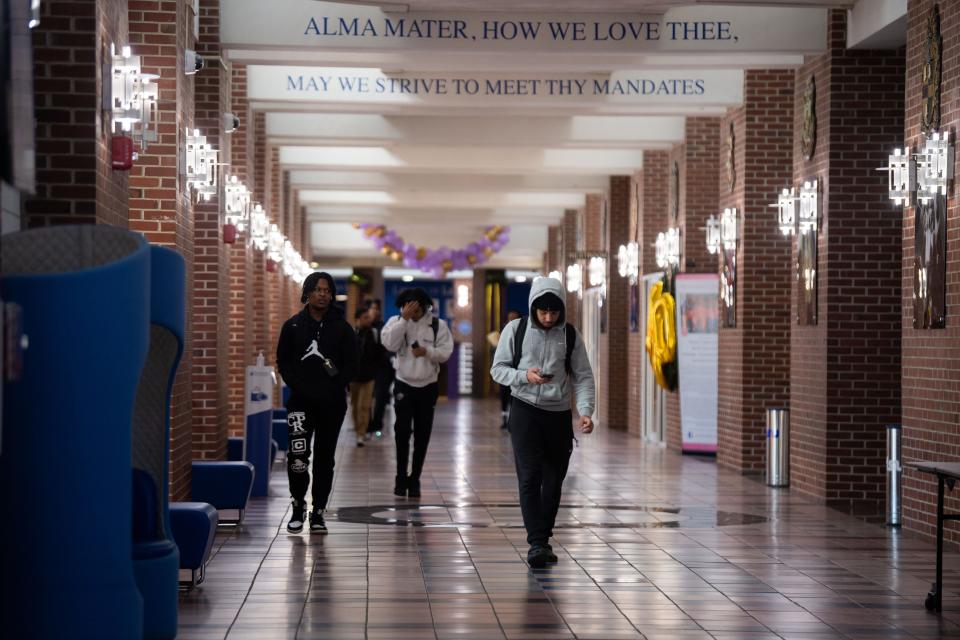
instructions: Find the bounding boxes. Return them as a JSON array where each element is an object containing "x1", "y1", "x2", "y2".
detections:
[
  {"x1": 289, "y1": 170, "x2": 610, "y2": 192},
  {"x1": 280, "y1": 145, "x2": 645, "y2": 175},
  {"x1": 304, "y1": 204, "x2": 567, "y2": 225},
  {"x1": 298, "y1": 189, "x2": 586, "y2": 208},
  {"x1": 266, "y1": 113, "x2": 685, "y2": 148}
]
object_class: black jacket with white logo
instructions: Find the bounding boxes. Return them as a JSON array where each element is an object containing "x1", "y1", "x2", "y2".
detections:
[{"x1": 277, "y1": 305, "x2": 359, "y2": 406}]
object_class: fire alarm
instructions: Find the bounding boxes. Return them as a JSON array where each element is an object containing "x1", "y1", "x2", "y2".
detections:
[
  {"x1": 266, "y1": 259, "x2": 278, "y2": 273},
  {"x1": 111, "y1": 135, "x2": 134, "y2": 171},
  {"x1": 223, "y1": 223, "x2": 237, "y2": 244}
]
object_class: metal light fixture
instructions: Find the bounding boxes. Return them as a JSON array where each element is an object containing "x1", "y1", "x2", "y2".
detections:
[
  {"x1": 588, "y1": 256, "x2": 606, "y2": 288},
  {"x1": 224, "y1": 175, "x2": 250, "y2": 232},
  {"x1": 250, "y1": 204, "x2": 269, "y2": 251},
  {"x1": 798, "y1": 181, "x2": 819, "y2": 233},
  {"x1": 917, "y1": 131, "x2": 954, "y2": 204},
  {"x1": 547, "y1": 270, "x2": 563, "y2": 283},
  {"x1": 654, "y1": 227, "x2": 680, "y2": 269},
  {"x1": 720, "y1": 208, "x2": 738, "y2": 252},
  {"x1": 705, "y1": 215, "x2": 721, "y2": 254},
  {"x1": 267, "y1": 224, "x2": 285, "y2": 263},
  {"x1": 879, "y1": 147, "x2": 915, "y2": 206},
  {"x1": 769, "y1": 188, "x2": 797, "y2": 236},
  {"x1": 108, "y1": 44, "x2": 158, "y2": 150},
  {"x1": 617, "y1": 242, "x2": 640, "y2": 283},
  {"x1": 183, "y1": 129, "x2": 219, "y2": 200},
  {"x1": 566, "y1": 263, "x2": 582, "y2": 294}
]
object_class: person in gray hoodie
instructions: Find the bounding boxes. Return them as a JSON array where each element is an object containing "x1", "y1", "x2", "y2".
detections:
[{"x1": 490, "y1": 276, "x2": 595, "y2": 568}]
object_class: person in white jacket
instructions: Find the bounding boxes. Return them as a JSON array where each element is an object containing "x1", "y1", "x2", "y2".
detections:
[{"x1": 380, "y1": 288, "x2": 454, "y2": 498}]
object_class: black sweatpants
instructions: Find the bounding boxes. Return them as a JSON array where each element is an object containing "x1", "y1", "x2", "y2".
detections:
[
  {"x1": 509, "y1": 400, "x2": 574, "y2": 546},
  {"x1": 394, "y1": 380, "x2": 439, "y2": 480},
  {"x1": 368, "y1": 366, "x2": 394, "y2": 433},
  {"x1": 286, "y1": 398, "x2": 347, "y2": 509}
]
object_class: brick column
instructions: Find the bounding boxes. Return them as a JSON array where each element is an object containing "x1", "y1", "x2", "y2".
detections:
[
  {"x1": 562, "y1": 209, "x2": 580, "y2": 329},
  {"x1": 128, "y1": 0, "x2": 196, "y2": 500},
  {"x1": 546, "y1": 226, "x2": 561, "y2": 274},
  {"x1": 227, "y1": 63, "x2": 251, "y2": 436},
  {"x1": 790, "y1": 10, "x2": 903, "y2": 515},
  {"x1": 190, "y1": 0, "x2": 230, "y2": 460},
  {"x1": 250, "y1": 112, "x2": 269, "y2": 361},
  {"x1": 716, "y1": 70, "x2": 794, "y2": 474},
  {"x1": 599, "y1": 177, "x2": 631, "y2": 431},
  {"x1": 25, "y1": 0, "x2": 129, "y2": 228}
]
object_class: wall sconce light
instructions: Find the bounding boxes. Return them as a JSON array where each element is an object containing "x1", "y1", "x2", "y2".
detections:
[
  {"x1": 704, "y1": 215, "x2": 721, "y2": 254},
  {"x1": 456, "y1": 284, "x2": 470, "y2": 308},
  {"x1": 183, "y1": 129, "x2": 219, "y2": 200},
  {"x1": 547, "y1": 270, "x2": 563, "y2": 283},
  {"x1": 566, "y1": 263, "x2": 582, "y2": 294},
  {"x1": 108, "y1": 44, "x2": 159, "y2": 151},
  {"x1": 879, "y1": 147, "x2": 915, "y2": 206},
  {"x1": 588, "y1": 256, "x2": 606, "y2": 288},
  {"x1": 655, "y1": 227, "x2": 681, "y2": 270},
  {"x1": 267, "y1": 224, "x2": 285, "y2": 263},
  {"x1": 250, "y1": 204, "x2": 269, "y2": 251},
  {"x1": 617, "y1": 242, "x2": 640, "y2": 283},
  {"x1": 798, "y1": 181, "x2": 819, "y2": 233},
  {"x1": 769, "y1": 188, "x2": 797, "y2": 236},
  {"x1": 223, "y1": 175, "x2": 250, "y2": 233},
  {"x1": 720, "y1": 208, "x2": 738, "y2": 251},
  {"x1": 917, "y1": 131, "x2": 954, "y2": 204}
]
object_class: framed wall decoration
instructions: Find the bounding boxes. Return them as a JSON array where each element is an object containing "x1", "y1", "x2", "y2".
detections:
[
  {"x1": 670, "y1": 161, "x2": 680, "y2": 224},
  {"x1": 726, "y1": 122, "x2": 736, "y2": 192},
  {"x1": 801, "y1": 76, "x2": 817, "y2": 161},
  {"x1": 914, "y1": 196, "x2": 946, "y2": 328},
  {"x1": 797, "y1": 180, "x2": 819, "y2": 325},
  {"x1": 922, "y1": 4, "x2": 942, "y2": 136}
]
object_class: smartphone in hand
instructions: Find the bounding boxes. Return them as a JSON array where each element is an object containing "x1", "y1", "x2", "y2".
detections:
[
  {"x1": 540, "y1": 373, "x2": 554, "y2": 380},
  {"x1": 411, "y1": 340, "x2": 421, "y2": 349}
]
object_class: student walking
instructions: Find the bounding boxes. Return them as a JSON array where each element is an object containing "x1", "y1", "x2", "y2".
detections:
[{"x1": 490, "y1": 277, "x2": 595, "y2": 568}]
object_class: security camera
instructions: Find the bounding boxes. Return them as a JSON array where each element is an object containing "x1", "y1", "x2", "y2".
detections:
[
  {"x1": 184, "y1": 49, "x2": 204, "y2": 75},
  {"x1": 223, "y1": 112, "x2": 240, "y2": 133}
]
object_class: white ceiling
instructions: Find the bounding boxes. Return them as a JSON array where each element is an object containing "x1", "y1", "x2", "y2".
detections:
[{"x1": 220, "y1": 0, "x2": 887, "y2": 269}]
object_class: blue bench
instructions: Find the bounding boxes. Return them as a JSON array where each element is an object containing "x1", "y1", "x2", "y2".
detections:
[
  {"x1": 170, "y1": 502, "x2": 218, "y2": 587},
  {"x1": 191, "y1": 461, "x2": 255, "y2": 524}
]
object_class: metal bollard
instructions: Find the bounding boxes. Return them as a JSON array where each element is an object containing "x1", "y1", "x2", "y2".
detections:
[
  {"x1": 766, "y1": 409, "x2": 790, "y2": 487},
  {"x1": 886, "y1": 424, "x2": 902, "y2": 527}
]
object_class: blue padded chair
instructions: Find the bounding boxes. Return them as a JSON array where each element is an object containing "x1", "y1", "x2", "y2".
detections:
[
  {"x1": 170, "y1": 502, "x2": 219, "y2": 587},
  {"x1": 191, "y1": 460, "x2": 255, "y2": 523},
  {"x1": 273, "y1": 407, "x2": 289, "y2": 454},
  {"x1": 131, "y1": 245, "x2": 185, "y2": 639},
  {"x1": 228, "y1": 435, "x2": 278, "y2": 465},
  {"x1": 0, "y1": 226, "x2": 149, "y2": 639}
]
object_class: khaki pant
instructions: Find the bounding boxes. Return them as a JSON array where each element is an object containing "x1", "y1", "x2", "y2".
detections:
[{"x1": 350, "y1": 380, "x2": 375, "y2": 437}]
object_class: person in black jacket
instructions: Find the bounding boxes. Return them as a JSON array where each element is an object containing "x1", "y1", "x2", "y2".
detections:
[
  {"x1": 277, "y1": 272, "x2": 358, "y2": 534},
  {"x1": 366, "y1": 299, "x2": 394, "y2": 438},
  {"x1": 351, "y1": 306, "x2": 383, "y2": 447}
]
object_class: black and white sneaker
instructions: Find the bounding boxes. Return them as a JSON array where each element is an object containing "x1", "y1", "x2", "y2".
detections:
[
  {"x1": 287, "y1": 499, "x2": 306, "y2": 533},
  {"x1": 309, "y1": 509, "x2": 327, "y2": 534}
]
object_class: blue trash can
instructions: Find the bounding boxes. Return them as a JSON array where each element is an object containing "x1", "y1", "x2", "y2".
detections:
[{"x1": 1, "y1": 225, "x2": 149, "y2": 638}]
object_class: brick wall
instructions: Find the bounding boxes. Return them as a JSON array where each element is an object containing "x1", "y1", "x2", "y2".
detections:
[
  {"x1": 26, "y1": 0, "x2": 129, "y2": 228},
  {"x1": 717, "y1": 70, "x2": 794, "y2": 474},
  {"x1": 902, "y1": 0, "x2": 960, "y2": 542},
  {"x1": 600, "y1": 177, "x2": 631, "y2": 431},
  {"x1": 191, "y1": 0, "x2": 230, "y2": 460},
  {"x1": 227, "y1": 64, "x2": 251, "y2": 436},
  {"x1": 127, "y1": 0, "x2": 196, "y2": 501},
  {"x1": 791, "y1": 10, "x2": 903, "y2": 515}
]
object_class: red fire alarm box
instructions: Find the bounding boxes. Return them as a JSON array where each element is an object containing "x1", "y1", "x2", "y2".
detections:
[
  {"x1": 111, "y1": 135, "x2": 134, "y2": 171},
  {"x1": 223, "y1": 223, "x2": 237, "y2": 244},
  {"x1": 266, "y1": 259, "x2": 278, "y2": 273}
]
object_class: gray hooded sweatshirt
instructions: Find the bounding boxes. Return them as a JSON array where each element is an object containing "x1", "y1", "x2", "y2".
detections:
[{"x1": 490, "y1": 277, "x2": 596, "y2": 417}]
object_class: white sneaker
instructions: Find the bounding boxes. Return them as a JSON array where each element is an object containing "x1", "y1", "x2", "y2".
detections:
[{"x1": 356, "y1": 435, "x2": 365, "y2": 447}]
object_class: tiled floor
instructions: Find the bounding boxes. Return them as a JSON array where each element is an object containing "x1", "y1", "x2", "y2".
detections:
[{"x1": 178, "y1": 399, "x2": 960, "y2": 639}]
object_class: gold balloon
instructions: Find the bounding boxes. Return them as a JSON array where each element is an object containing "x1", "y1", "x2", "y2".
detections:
[
  {"x1": 390, "y1": 250, "x2": 402, "y2": 262},
  {"x1": 373, "y1": 226, "x2": 386, "y2": 238},
  {"x1": 442, "y1": 260, "x2": 453, "y2": 272},
  {"x1": 380, "y1": 246, "x2": 391, "y2": 255},
  {"x1": 482, "y1": 247, "x2": 494, "y2": 258},
  {"x1": 417, "y1": 247, "x2": 427, "y2": 260},
  {"x1": 363, "y1": 226, "x2": 377, "y2": 238},
  {"x1": 352, "y1": 222, "x2": 361, "y2": 229},
  {"x1": 467, "y1": 255, "x2": 477, "y2": 265}
]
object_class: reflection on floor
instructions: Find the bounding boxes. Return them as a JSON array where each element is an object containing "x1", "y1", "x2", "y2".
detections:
[{"x1": 178, "y1": 398, "x2": 960, "y2": 639}]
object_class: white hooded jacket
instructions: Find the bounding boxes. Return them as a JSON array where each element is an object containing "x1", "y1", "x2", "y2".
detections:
[
  {"x1": 381, "y1": 309, "x2": 454, "y2": 388},
  {"x1": 490, "y1": 277, "x2": 595, "y2": 417}
]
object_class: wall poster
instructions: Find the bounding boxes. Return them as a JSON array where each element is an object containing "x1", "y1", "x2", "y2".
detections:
[
  {"x1": 721, "y1": 237, "x2": 736, "y2": 328},
  {"x1": 797, "y1": 224, "x2": 817, "y2": 325},
  {"x1": 675, "y1": 274, "x2": 719, "y2": 453},
  {"x1": 914, "y1": 196, "x2": 946, "y2": 329}
]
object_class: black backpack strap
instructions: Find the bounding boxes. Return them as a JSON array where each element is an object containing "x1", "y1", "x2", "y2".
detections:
[
  {"x1": 431, "y1": 316, "x2": 439, "y2": 342},
  {"x1": 511, "y1": 317, "x2": 527, "y2": 370},
  {"x1": 564, "y1": 324, "x2": 576, "y2": 374}
]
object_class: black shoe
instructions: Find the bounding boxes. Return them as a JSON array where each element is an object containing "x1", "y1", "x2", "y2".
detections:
[
  {"x1": 309, "y1": 509, "x2": 327, "y2": 534},
  {"x1": 287, "y1": 499, "x2": 306, "y2": 533},
  {"x1": 407, "y1": 477, "x2": 421, "y2": 498},
  {"x1": 527, "y1": 544, "x2": 550, "y2": 568},
  {"x1": 544, "y1": 543, "x2": 558, "y2": 563},
  {"x1": 394, "y1": 475, "x2": 408, "y2": 497}
]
